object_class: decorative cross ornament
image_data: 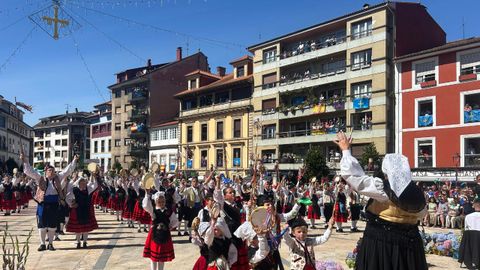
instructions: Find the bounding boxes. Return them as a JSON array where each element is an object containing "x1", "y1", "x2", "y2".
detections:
[{"x1": 42, "y1": 5, "x2": 69, "y2": 40}]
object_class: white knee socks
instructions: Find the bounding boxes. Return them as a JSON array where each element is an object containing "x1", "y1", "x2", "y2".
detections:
[
  {"x1": 39, "y1": 229, "x2": 47, "y2": 245},
  {"x1": 47, "y1": 228, "x2": 55, "y2": 244}
]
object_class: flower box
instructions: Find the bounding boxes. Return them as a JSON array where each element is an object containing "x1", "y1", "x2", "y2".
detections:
[
  {"x1": 420, "y1": 80, "x2": 437, "y2": 88},
  {"x1": 459, "y1": 73, "x2": 477, "y2": 82}
]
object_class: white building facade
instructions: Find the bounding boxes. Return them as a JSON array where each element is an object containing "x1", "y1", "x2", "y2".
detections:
[
  {"x1": 89, "y1": 102, "x2": 112, "y2": 173},
  {"x1": 149, "y1": 121, "x2": 178, "y2": 172}
]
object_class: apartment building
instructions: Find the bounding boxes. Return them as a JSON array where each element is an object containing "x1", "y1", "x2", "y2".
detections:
[{"x1": 89, "y1": 101, "x2": 112, "y2": 173}]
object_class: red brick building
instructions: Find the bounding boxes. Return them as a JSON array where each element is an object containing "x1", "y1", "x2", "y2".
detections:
[{"x1": 395, "y1": 37, "x2": 480, "y2": 180}]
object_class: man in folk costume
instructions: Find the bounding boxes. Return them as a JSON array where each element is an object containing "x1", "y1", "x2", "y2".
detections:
[
  {"x1": 334, "y1": 131, "x2": 427, "y2": 270},
  {"x1": 459, "y1": 198, "x2": 480, "y2": 269},
  {"x1": 182, "y1": 177, "x2": 205, "y2": 236},
  {"x1": 213, "y1": 176, "x2": 249, "y2": 270},
  {"x1": 158, "y1": 175, "x2": 181, "y2": 213},
  {"x1": 21, "y1": 149, "x2": 78, "y2": 251}
]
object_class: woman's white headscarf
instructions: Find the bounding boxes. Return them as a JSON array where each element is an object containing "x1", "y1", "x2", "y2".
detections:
[{"x1": 381, "y1": 153, "x2": 412, "y2": 197}]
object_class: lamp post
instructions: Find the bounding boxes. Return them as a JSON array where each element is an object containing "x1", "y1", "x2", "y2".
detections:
[{"x1": 452, "y1": 153, "x2": 461, "y2": 183}]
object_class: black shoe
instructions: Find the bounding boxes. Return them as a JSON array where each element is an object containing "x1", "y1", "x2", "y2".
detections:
[
  {"x1": 117, "y1": 218, "x2": 120, "y2": 221},
  {"x1": 17, "y1": 209, "x2": 20, "y2": 213},
  {"x1": 311, "y1": 225, "x2": 317, "y2": 229},
  {"x1": 143, "y1": 228, "x2": 148, "y2": 233},
  {"x1": 54, "y1": 236, "x2": 61, "y2": 241},
  {"x1": 47, "y1": 244, "x2": 55, "y2": 251},
  {"x1": 336, "y1": 229, "x2": 344, "y2": 233},
  {"x1": 137, "y1": 228, "x2": 142, "y2": 233},
  {"x1": 324, "y1": 224, "x2": 328, "y2": 229},
  {"x1": 351, "y1": 228, "x2": 360, "y2": 232},
  {"x1": 76, "y1": 242, "x2": 81, "y2": 249},
  {"x1": 38, "y1": 244, "x2": 47, "y2": 251},
  {"x1": 177, "y1": 231, "x2": 182, "y2": 236},
  {"x1": 12, "y1": 210, "x2": 16, "y2": 213},
  {"x1": 4, "y1": 213, "x2": 10, "y2": 216},
  {"x1": 83, "y1": 242, "x2": 87, "y2": 248},
  {"x1": 183, "y1": 232, "x2": 189, "y2": 236}
]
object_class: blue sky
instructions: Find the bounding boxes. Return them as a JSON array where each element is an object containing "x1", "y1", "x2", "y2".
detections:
[{"x1": 1, "y1": 0, "x2": 479, "y2": 126}]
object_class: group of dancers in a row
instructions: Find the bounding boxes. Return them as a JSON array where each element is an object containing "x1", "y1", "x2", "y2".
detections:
[{"x1": 7, "y1": 131, "x2": 435, "y2": 270}]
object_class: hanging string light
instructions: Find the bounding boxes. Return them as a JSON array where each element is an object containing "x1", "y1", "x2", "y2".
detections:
[{"x1": 0, "y1": 25, "x2": 37, "y2": 74}]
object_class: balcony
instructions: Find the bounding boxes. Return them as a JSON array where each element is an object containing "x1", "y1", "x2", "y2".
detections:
[
  {"x1": 180, "y1": 99, "x2": 250, "y2": 118},
  {"x1": 257, "y1": 128, "x2": 386, "y2": 147},
  {"x1": 129, "y1": 144, "x2": 148, "y2": 155},
  {"x1": 255, "y1": 30, "x2": 386, "y2": 73},
  {"x1": 129, "y1": 129, "x2": 147, "y2": 139},
  {"x1": 459, "y1": 66, "x2": 479, "y2": 82},
  {"x1": 129, "y1": 89, "x2": 148, "y2": 103},
  {"x1": 128, "y1": 109, "x2": 148, "y2": 121},
  {"x1": 253, "y1": 62, "x2": 383, "y2": 99}
]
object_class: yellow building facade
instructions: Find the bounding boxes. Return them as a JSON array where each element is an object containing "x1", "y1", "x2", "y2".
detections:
[{"x1": 176, "y1": 57, "x2": 254, "y2": 177}]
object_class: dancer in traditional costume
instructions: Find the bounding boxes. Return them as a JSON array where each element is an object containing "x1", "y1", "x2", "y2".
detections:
[
  {"x1": 203, "y1": 216, "x2": 238, "y2": 269},
  {"x1": 234, "y1": 221, "x2": 271, "y2": 270},
  {"x1": 282, "y1": 217, "x2": 334, "y2": 270},
  {"x1": 1, "y1": 175, "x2": 16, "y2": 215},
  {"x1": 22, "y1": 149, "x2": 78, "y2": 251},
  {"x1": 133, "y1": 185, "x2": 152, "y2": 232},
  {"x1": 66, "y1": 175, "x2": 99, "y2": 248},
  {"x1": 334, "y1": 131, "x2": 427, "y2": 270},
  {"x1": 123, "y1": 177, "x2": 139, "y2": 228},
  {"x1": 333, "y1": 177, "x2": 348, "y2": 232},
  {"x1": 143, "y1": 191, "x2": 178, "y2": 270},
  {"x1": 459, "y1": 198, "x2": 480, "y2": 269}
]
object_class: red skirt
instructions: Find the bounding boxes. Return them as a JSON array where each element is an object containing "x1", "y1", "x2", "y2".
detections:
[
  {"x1": 193, "y1": 256, "x2": 208, "y2": 270},
  {"x1": 25, "y1": 191, "x2": 33, "y2": 201},
  {"x1": 143, "y1": 229, "x2": 175, "y2": 262},
  {"x1": 231, "y1": 242, "x2": 249, "y2": 270},
  {"x1": 2, "y1": 197, "x2": 17, "y2": 210},
  {"x1": 333, "y1": 202, "x2": 348, "y2": 223},
  {"x1": 92, "y1": 191, "x2": 100, "y2": 205},
  {"x1": 133, "y1": 201, "x2": 152, "y2": 225},
  {"x1": 307, "y1": 205, "x2": 320, "y2": 219},
  {"x1": 123, "y1": 201, "x2": 134, "y2": 219},
  {"x1": 66, "y1": 204, "x2": 98, "y2": 233}
]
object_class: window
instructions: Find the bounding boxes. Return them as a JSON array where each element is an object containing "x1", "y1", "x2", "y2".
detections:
[
  {"x1": 160, "y1": 155, "x2": 167, "y2": 165},
  {"x1": 108, "y1": 139, "x2": 111, "y2": 151},
  {"x1": 216, "y1": 122, "x2": 224, "y2": 140},
  {"x1": 416, "y1": 98, "x2": 435, "y2": 127},
  {"x1": 351, "y1": 18, "x2": 372, "y2": 40},
  {"x1": 62, "y1": 139, "x2": 67, "y2": 146},
  {"x1": 263, "y1": 48, "x2": 276, "y2": 64},
  {"x1": 187, "y1": 126, "x2": 193, "y2": 143},
  {"x1": 463, "y1": 136, "x2": 480, "y2": 167},
  {"x1": 201, "y1": 123, "x2": 208, "y2": 141},
  {"x1": 351, "y1": 81, "x2": 372, "y2": 98},
  {"x1": 55, "y1": 140, "x2": 61, "y2": 146},
  {"x1": 261, "y1": 150, "x2": 276, "y2": 163},
  {"x1": 351, "y1": 111, "x2": 372, "y2": 131},
  {"x1": 94, "y1": 141, "x2": 98, "y2": 153},
  {"x1": 262, "y1": 73, "x2": 277, "y2": 89},
  {"x1": 460, "y1": 51, "x2": 480, "y2": 75},
  {"x1": 171, "y1": 127, "x2": 178, "y2": 139},
  {"x1": 151, "y1": 130, "x2": 159, "y2": 141},
  {"x1": 62, "y1": 151, "x2": 67, "y2": 158},
  {"x1": 233, "y1": 148, "x2": 241, "y2": 167},
  {"x1": 114, "y1": 89, "x2": 122, "y2": 98},
  {"x1": 45, "y1": 151, "x2": 50, "y2": 159},
  {"x1": 169, "y1": 155, "x2": 176, "y2": 171},
  {"x1": 199, "y1": 95, "x2": 213, "y2": 107},
  {"x1": 114, "y1": 139, "x2": 121, "y2": 147},
  {"x1": 45, "y1": 141, "x2": 51, "y2": 148},
  {"x1": 55, "y1": 129, "x2": 61, "y2": 135},
  {"x1": 415, "y1": 60, "x2": 436, "y2": 84},
  {"x1": 216, "y1": 149, "x2": 224, "y2": 167},
  {"x1": 236, "y1": 66, "x2": 245, "y2": 77},
  {"x1": 201, "y1": 150, "x2": 208, "y2": 168},
  {"x1": 101, "y1": 140, "x2": 105, "y2": 152},
  {"x1": 351, "y1": 49, "x2": 372, "y2": 70},
  {"x1": 124, "y1": 122, "x2": 131, "y2": 130},
  {"x1": 0, "y1": 116, "x2": 4, "y2": 128},
  {"x1": 62, "y1": 128, "x2": 68, "y2": 135},
  {"x1": 115, "y1": 123, "x2": 121, "y2": 131},
  {"x1": 262, "y1": 98, "x2": 276, "y2": 114},
  {"x1": 463, "y1": 91, "x2": 480, "y2": 123},
  {"x1": 215, "y1": 92, "x2": 230, "y2": 104},
  {"x1": 415, "y1": 138, "x2": 434, "y2": 168},
  {"x1": 262, "y1": 125, "x2": 276, "y2": 139},
  {"x1": 124, "y1": 104, "x2": 132, "y2": 112},
  {"x1": 233, "y1": 119, "x2": 241, "y2": 138},
  {"x1": 55, "y1": 151, "x2": 61, "y2": 157},
  {"x1": 115, "y1": 106, "x2": 121, "y2": 114},
  {"x1": 190, "y1": 79, "x2": 197, "y2": 89},
  {"x1": 183, "y1": 98, "x2": 197, "y2": 110}
]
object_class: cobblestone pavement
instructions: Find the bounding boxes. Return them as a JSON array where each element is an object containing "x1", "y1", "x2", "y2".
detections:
[{"x1": 0, "y1": 203, "x2": 463, "y2": 270}]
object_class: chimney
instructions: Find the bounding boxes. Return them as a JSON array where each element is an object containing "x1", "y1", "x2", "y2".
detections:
[
  {"x1": 363, "y1": 3, "x2": 370, "y2": 9},
  {"x1": 176, "y1": 47, "x2": 182, "y2": 61},
  {"x1": 75, "y1": 108, "x2": 78, "y2": 113},
  {"x1": 147, "y1": 59, "x2": 152, "y2": 68},
  {"x1": 216, "y1": 66, "x2": 226, "y2": 77}
]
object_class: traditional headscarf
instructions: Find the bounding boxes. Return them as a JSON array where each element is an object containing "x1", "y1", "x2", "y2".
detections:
[
  {"x1": 381, "y1": 154, "x2": 411, "y2": 197},
  {"x1": 152, "y1": 191, "x2": 165, "y2": 202},
  {"x1": 234, "y1": 221, "x2": 256, "y2": 242},
  {"x1": 214, "y1": 217, "x2": 232, "y2": 239}
]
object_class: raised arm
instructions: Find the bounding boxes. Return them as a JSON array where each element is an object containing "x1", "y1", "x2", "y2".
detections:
[
  {"x1": 279, "y1": 202, "x2": 301, "y2": 222},
  {"x1": 142, "y1": 195, "x2": 154, "y2": 219},
  {"x1": 23, "y1": 160, "x2": 41, "y2": 183},
  {"x1": 249, "y1": 235, "x2": 270, "y2": 264},
  {"x1": 58, "y1": 155, "x2": 78, "y2": 181}
]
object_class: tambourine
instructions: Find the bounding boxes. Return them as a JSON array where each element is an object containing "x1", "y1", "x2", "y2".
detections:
[
  {"x1": 142, "y1": 172, "x2": 155, "y2": 189},
  {"x1": 13, "y1": 168, "x2": 18, "y2": 175},
  {"x1": 151, "y1": 162, "x2": 160, "y2": 173},
  {"x1": 250, "y1": 206, "x2": 275, "y2": 234},
  {"x1": 210, "y1": 203, "x2": 221, "y2": 219},
  {"x1": 130, "y1": 168, "x2": 139, "y2": 177},
  {"x1": 88, "y1": 163, "x2": 98, "y2": 173}
]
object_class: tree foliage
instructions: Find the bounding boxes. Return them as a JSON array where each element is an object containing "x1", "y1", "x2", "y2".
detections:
[{"x1": 304, "y1": 146, "x2": 329, "y2": 180}]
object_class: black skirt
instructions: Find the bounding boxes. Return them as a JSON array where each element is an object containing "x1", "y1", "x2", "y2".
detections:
[
  {"x1": 355, "y1": 213, "x2": 427, "y2": 270},
  {"x1": 37, "y1": 201, "x2": 59, "y2": 229},
  {"x1": 459, "y1": 230, "x2": 480, "y2": 269}
]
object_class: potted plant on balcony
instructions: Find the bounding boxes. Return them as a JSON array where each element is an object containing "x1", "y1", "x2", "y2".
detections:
[
  {"x1": 279, "y1": 104, "x2": 289, "y2": 115},
  {"x1": 332, "y1": 95, "x2": 345, "y2": 110}
]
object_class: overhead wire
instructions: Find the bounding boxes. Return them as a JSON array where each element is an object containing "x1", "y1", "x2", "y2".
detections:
[
  {"x1": 70, "y1": 31, "x2": 108, "y2": 102},
  {"x1": 65, "y1": 1, "x2": 246, "y2": 50},
  {"x1": 0, "y1": 25, "x2": 37, "y2": 74},
  {"x1": 66, "y1": 6, "x2": 146, "y2": 63}
]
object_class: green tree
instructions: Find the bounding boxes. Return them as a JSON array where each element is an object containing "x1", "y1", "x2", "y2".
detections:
[
  {"x1": 360, "y1": 143, "x2": 381, "y2": 170},
  {"x1": 129, "y1": 159, "x2": 139, "y2": 170},
  {"x1": 35, "y1": 162, "x2": 45, "y2": 171},
  {"x1": 112, "y1": 161, "x2": 122, "y2": 173},
  {"x1": 304, "y1": 146, "x2": 329, "y2": 180}
]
